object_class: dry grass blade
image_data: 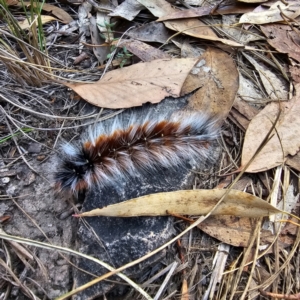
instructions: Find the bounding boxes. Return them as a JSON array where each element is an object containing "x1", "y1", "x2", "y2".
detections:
[
  {"x1": 0, "y1": 230, "x2": 153, "y2": 300},
  {"x1": 0, "y1": 245, "x2": 37, "y2": 299},
  {"x1": 229, "y1": 218, "x2": 262, "y2": 300},
  {"x1": 203, "y1": 243, "x2": 230, "y2": 300},
  {"x1": 153, "y1": 261, "x2": 178, "y2": 300},
  {"x1": 218, "y1": 165, "x2": 300, "y2": 298},
  {"x1": 0, "y1": 2, "x2": 52, "y2": 86}
]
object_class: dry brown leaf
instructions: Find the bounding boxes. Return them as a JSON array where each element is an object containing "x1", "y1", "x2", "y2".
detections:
[
  {"x1": 164, "y1": 19, "x2": 245, "y2": 48},
  {"x1": 6, "y1": 0, "x2": 18, "y2": 5},
  {"x1": 261, "y1": 24, "x2": 300, "y2": 63},
  {"x1": 238, "y1": 0, "x2": 266, "y2": 3},
  {"x1": 234, "y1": 98, "x2": 260, "y2": 120},
  {"x1": 138, "y1": 0, "x2": 248, "y2": 49},
  {"x1": 157, "y1": 2, "x2": 256, "y2": 22},
  {"x1": 127, "y1": 22, "x2": 171, "y2": 44},
  {"x1": 230, "y1": 108, "x2": 253, "y2": 131},
  {"x1": 115, "y1": 39, "x2": 170, "y2": 62},
  {"x1": 239, "y1": 1, "x2": 300, "y2": 24},
  {"x1": 165, "y1": 18, "x2": 217, "y2": 38},
  {"x1": 157, "y1": 5, "x2": 213, "y2": 22},
  {"x1": 230, "y1": 98, "x2": 259, "y2": 130},
  {"x1": 21, "y1": 2, "x2": 73, "y2": 23},
  {"x1": 109, "y1": 0, "x2": 144, "y2": 21},
  {"x1": 64, "y1": 58, "x2": 197, "y2": 109},
  {"x1": 136, "y1": 0, "x2": 175, "y2": 17},
  {"x1": 182, "y1": 47, "x2": 239, "y2": 120},
  {"x1": 241, "y1": 84, "x2": 300, "y2": 172},
  {"x1": 76, "y1": 189, "x2": 280, "y2": 218},
  {"x1": 89, "y1": 16, "x2": 109, "y2": 65},
  {"x1": 141, "y1": 0, "x2": 248, "y2": 48},
  {"x1": 198, "y1": 215, "x2": 295, "y2": 248},
  {"x1": 18, "y1": 15, "x2": 57, "y2": 30},
  {"x1": 215, "y1": 1, "x2": 258, "y2": 13},
  {"x1": 198, "y1": 216, "x2": 268, "y2": 247},
  {"x1": 157, "y1": 0, "x2": 256, "y2": 21}
]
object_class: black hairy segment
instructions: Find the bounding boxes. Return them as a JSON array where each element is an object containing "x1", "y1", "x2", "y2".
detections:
[{"x1": 54, "y1": 111, "x2": 219, "y2": 194}]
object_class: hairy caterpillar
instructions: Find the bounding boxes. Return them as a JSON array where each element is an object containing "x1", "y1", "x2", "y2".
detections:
[{"x1": 54, "y1": 111, "x2": 219, "y2": 194}]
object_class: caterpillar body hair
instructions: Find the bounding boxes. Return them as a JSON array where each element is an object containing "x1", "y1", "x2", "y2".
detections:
[{"x1": 54, "y1": 111, "x2": 219, "y2": 194}]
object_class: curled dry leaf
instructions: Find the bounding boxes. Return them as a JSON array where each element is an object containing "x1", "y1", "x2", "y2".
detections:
[
  {"x1": 215, "y1": 1, "x2": 258, "y2": 14},
  {"x1": 76, "y1": 189, "x2": 280, "y2": 218},
  {"x1": 199, "y1": 216, "x2": 262, "y2": 247},
  {"x1": 157, "y1": 2, "x2": 256, "y2": 22},
  {"x1": 241, "y1": 84, "x2": 300, "y2": 172},
  {"x1": 137, "y1": 0, "x2": 175, "y2": 17},
  {"x1": 138, "y1": 0, "x2": 243, "y2": 48},
  {"x1": 164, "y1": 19, "x2": 244, "y2": 48},
  {"x1": 64, "y1": 57, "x2": 197, "y2": 109},
  {"x1": 21, "y1": 2, "x2": 73, "y2": 23},
  {"x1": 18, "y1": 16, "x2": 57, "y2": 30},
  {"x1": 182, "y1": 47, "x2": 239, "y2": 121},
  {"x1": 239, "y1": 1, "x2": 300, "y2": 24},
  {"x1": 239, "y1": 0, "x2": 266, "y2": 3},
  {"x1": 6, "y1": 0, "x2": 18, "y2": 5},
  {"x1": 109, "y1": 0, "x2": 144, "y2": 21}
]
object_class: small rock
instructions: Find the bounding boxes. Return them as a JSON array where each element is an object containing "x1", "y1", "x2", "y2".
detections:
[
  {"x1": 24, "y1": 172, "x2": 36, "y2": 186},
  {"x1": 28, "y1": 143, "x2": 42, "y2": 153},
  {"x1": 37, "y1": 155, "x2": 46, "y2": 161},
  {"x1": 6, "y1": 184, "x2": 17, "y2": 196},
  {"x1": 0, "y1": 158, "x2": 5, "y2": 168},
  {"x1": 1, "y1": 177, "x2": 10, "y2": 184}
]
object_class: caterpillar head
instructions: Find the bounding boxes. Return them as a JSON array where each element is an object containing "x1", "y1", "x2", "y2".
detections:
[{"x1": 54, "y1": 143, "x2": 93, "y2": 195}]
